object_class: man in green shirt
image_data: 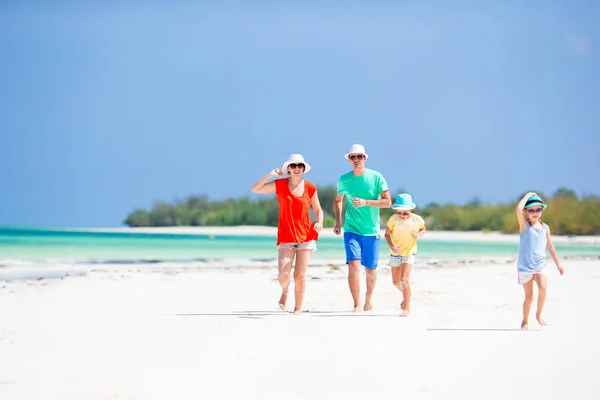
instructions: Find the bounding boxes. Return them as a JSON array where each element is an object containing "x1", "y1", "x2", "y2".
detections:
[{"x1": 333, "y1": 144, "x2": 391, "y2": 312}]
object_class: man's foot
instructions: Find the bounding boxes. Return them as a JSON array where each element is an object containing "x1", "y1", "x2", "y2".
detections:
[
  {"x1": 399, "y1": 309, "x2": 410, "y2": 317},
  {"x1": 521, "y1": 321, "x2": 529, "y2": 330},
  {"x1": 536, "y1": 314, "x2": 548, "y2": 326}
]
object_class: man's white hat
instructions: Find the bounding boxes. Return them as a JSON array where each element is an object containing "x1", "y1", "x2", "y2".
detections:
[
  {"x1": 282, "y1": 153, "x2": 312, "y2": 173},
  {"x1": 344, "y1": 144, "x2": 369, "y2": 160}
]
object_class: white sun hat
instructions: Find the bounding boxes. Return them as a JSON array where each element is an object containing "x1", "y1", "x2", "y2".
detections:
[
  {"x1": 344, "y1": 144, "x2": 369, "y2": 160},
  {"x1": 281, "y1": 153, "x2": 312, "y2": 173}
]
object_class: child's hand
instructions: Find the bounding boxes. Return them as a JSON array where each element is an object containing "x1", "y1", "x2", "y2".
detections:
[
  {"x1": 390, "y1": 245, "x2": 401, "y2": 253},
  {"x1": 557, "y1": 264, "x2": 566, "y2": 275},
  {"x1": 412, "y1": 232, "x2": 420, "y2": 238}
]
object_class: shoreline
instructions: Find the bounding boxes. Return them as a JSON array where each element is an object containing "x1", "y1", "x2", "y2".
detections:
[{"x1": 65, "y1": 225, "x2": 600, "y2": 245}]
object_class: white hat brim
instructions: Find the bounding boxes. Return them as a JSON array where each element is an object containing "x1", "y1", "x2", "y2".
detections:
[
  {"x1": 344, "y1": 153, "x2": 369, "y2": 160},
  {"x1": 282, "y1": 161, "x2": 311, "y2": 173}
]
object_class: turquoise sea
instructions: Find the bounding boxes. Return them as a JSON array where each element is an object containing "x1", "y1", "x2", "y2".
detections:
[{"x1": 1, "y1": 227, "x2": 598, "y2": 278}]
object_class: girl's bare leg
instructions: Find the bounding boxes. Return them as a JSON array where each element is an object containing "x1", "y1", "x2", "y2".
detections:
[
  {"x1": 391, "y1": 264, "x2": 412, "y2": 316},
  {"x1": 292, "y1": 250, "x2": 311, "y2": 314},
  {"x1": 277, "y1": 248, "x2": 295, "y2": 310},
  {"x1": 399, "y1": 263, "x2": 413, "y2": 316},
  {"x1": 391, "y1": 266, "x2": 402, "y2": 308},
  {"x1": 521, "y1": 278, "x2": 535, "y2": 329},
  {"x1": 533, "y1": 274, "x2": 548, "y2": 325}
]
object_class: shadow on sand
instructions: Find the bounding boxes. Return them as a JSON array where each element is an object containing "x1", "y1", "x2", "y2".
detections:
[
  {"x1": 169, "y1": 310, "x2": 399, "y2": 319},
  {"x1": 426, "y1": 328, "x2": 538, "y2": 332}
]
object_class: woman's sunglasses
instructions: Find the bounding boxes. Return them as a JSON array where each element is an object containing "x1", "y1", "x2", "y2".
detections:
[
  {"x1": 349, "y1": 155, "x2": 365, "y2": 160},
  {"x1": 288, "y1": 163, "x2": 305, "y2": 169},
  {"x1": 526, "y1": 208, "x2": 544, "y2": 214}
]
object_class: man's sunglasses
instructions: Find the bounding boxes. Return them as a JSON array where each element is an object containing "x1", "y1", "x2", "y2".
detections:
[
  {"x1": 288, "y1": 163, "x2": 305, "y2": 169},
  {"x1": 349, "y1": 155, "x2": 365, "y2": 160},
  {"x1": 526, "y1": 208, "x2": 543, "y2": 214}
]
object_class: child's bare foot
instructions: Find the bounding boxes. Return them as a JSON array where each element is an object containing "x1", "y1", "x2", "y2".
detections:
[
  {"x1": 293, "y1": 309, "x2": 302, "y2": 315},
  {"x1": 278, "y1": 291, "x2": 288, "y2": 311},
  {"x1": 521, "y1": 321, "x2": 529, "y2": 330},
  {"x1": 363, "y1": 302, "x2": 373, "y2": 312},
  {"x1": 353, "y1": 304, "x2": 361, "y2": 313},
  {"x1": 399, "y1": 309, "x2": 410, "y2": 317},
  {"x1": 400, "y1": 301, "x2": 406, "y2": 311},
  {"x1": 536, "y1": 314, "x2": 548, "y2": 326}
]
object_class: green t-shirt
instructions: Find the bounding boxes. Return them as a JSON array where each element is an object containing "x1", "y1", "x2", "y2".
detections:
[{"x1": 337, "y1": 168, "x2": 389, "y2": 236}]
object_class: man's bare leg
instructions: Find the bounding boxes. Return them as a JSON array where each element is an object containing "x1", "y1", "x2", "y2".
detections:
[
  {"x1": 521, "y1": 278, "x2": 534, "y2": 329},
  {"x1": 347, "y1": 260, "x2": 362, "y2": 312},
  {"x1": 277, "y1": 248, "x2": 295, "y2": 311},
  {"x1": 534, "y1": 274, "x2": 548, "y2": 325},
  {"x1": 363, "y1": 268, "x2": 377, "y2": 311},
  {"x1": 292, "y1": 250, "x2": 311, "y2": 314}
]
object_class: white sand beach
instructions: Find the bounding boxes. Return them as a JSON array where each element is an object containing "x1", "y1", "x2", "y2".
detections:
[
  {"x1": 1, "y1": 257, "x2": 599, "y2": 400},
  {"x1": 78, "y1": 225, "x2": 600, "y2": 245}
]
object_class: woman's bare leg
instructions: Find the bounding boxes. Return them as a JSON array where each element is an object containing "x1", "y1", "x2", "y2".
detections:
[
  {"x1": 292, "y1": 250, "x2": 311, "y2": 314},
  {"x1": 533, "y1": 274, "x2": 548, "y2": 325},
  {"x1": 277, "y1": 247, "x2": 295, "y2": 310},
  {"x1": 521, "y1": 278, "x2": 535, "y2": 329}
]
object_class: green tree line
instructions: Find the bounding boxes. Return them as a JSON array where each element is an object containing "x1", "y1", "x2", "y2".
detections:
[{"x1": 124, "y1": 187, "x2": 600, "y2": 235}]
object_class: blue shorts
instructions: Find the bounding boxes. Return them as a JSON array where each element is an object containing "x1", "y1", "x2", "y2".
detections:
[{"x1": 343, "y1": 231, "x2": 381, "y2": 270}]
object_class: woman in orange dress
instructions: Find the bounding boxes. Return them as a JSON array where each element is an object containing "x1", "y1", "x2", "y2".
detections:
[{"x1": 251, "y1": 154, "x2": 324, "y2": 314}]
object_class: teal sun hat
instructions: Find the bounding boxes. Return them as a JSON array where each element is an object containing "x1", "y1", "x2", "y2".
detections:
[
  {"x1": 392, "y1": 193, "x2": 416, "y2": 210},
  {"x1": 524, "y1": 194, "x2": 547, "y2": 209}
]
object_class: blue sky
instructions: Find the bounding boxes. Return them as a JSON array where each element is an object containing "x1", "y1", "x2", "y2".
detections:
[{"x1": 1, "y1": 1, "x2": 599, "y2": 227}]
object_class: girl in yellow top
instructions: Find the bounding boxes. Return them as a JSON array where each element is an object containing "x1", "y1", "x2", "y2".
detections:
[{"x1": 384, "y1": 193, "x2": 426, "y2": 317}]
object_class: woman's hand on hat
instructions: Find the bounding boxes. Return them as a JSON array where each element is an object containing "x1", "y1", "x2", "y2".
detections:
[
  {"x1": 313, "y1": 222, "x2": 323, "y2": 232},
  {"x1": 269, "y1": 168, "x2": 283, "y2": 177},
  {"x1": 351, "y1": 197, "x2": 367, "y2": 208}
]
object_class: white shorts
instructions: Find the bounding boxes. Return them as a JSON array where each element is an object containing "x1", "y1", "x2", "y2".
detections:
[
  {"x1": 518, "y1": 265, "x2": 547, "y2": 284},
  {"x1": 388, "y1": 254, "x2": 415, "y2": 267},
  {"x1": 278, "y1": 240, "x2": 317, "y2": 252}
]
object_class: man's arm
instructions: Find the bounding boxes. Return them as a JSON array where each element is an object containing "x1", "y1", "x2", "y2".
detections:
[
  {"x1": 365, "y1": 190, "x2": 392, "y2": 208},
  {"x1": 333, "y1": 193, "x2": 345, "y2": 235}
]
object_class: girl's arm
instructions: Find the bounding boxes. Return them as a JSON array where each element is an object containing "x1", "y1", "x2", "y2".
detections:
[
  {"x1": 546, "y1": 225, "x2": 565, "y2": 275},
  {"x1": 384, "y1": 227, "x2": 400, "y2": 253},
  {"x1": 251, "y1": 169, "x2": 282, "y2": 194},
  {"x1": 413, "y1": 226, "x2": 427, "y2": 238},
  {"x1": 311, "y1": 191, "x2": 324, "y2": 231},
  {"x1": 516, "y1": 191, "x2": 536, "y2": 234}
]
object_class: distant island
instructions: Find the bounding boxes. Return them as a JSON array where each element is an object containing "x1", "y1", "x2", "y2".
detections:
[{"x1": 124, "y1": 186, "x2": 600, "y2": 236}]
